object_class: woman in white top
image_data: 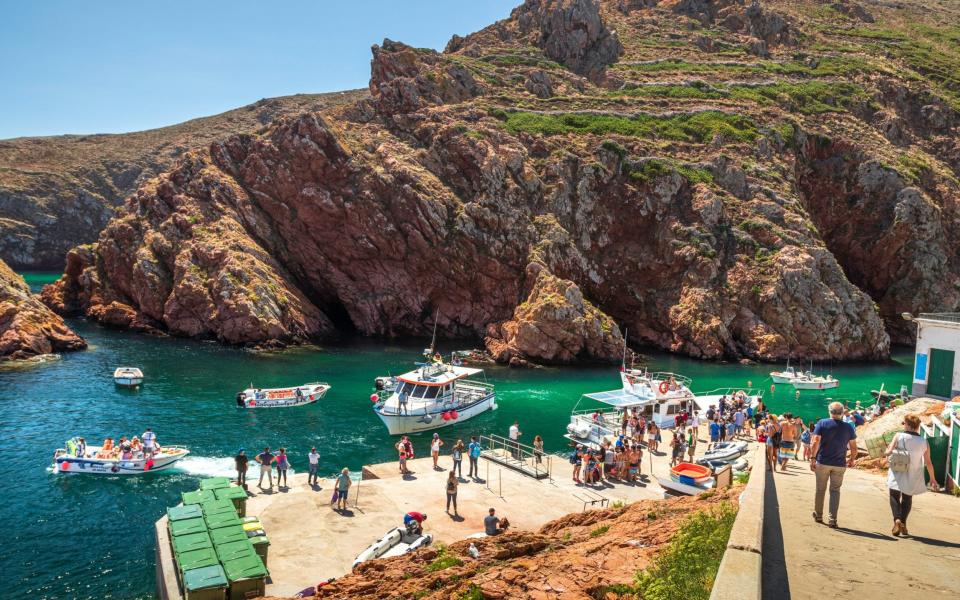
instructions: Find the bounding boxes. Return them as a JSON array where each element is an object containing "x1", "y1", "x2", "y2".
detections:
[
  {"x1": 884, "y1": 414, "x2": 939, "y2": 536},
  {"x1": 431, "y1": 433, "x2": 444, "y2": 470}
]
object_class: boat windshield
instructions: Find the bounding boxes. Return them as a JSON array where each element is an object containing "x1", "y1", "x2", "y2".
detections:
[{"x1": 395, "y1": 382, "x2": 445, "y2": 399}]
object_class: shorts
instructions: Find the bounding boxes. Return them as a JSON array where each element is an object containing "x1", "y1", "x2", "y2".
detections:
[
  {"x1": 765, "y1": 437, "x2": 774, "y2": 446},
  {"x1": 710, "y1": 434, "x2": 719, "y2": 443},
  {"x1": 260, "y1": 465, "x2": 271, "y2": 473},
  {"x1": 337, "y1": 489, "x2": 348, "y2": 501},
  {"x1": 779, "y1": 440, "x2": 795, "y2": 450}
]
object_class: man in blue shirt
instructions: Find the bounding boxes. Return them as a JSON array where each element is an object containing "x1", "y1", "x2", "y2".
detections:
[
  {"x1": 810, "y1": 402, "x2": 858, "y2": 528},
  {"x1": 468, "y1": 436, "x2": 482, "y2": 479}
]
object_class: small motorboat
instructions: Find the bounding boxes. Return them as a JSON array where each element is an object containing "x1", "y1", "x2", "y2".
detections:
[
  {"x1": 352, "y1": 526, "x2": 433, "y2": 569},
  {"x1": 670, "y1": 462, "x2": 712, "y2": 485},
  {"x1": 657, "y1": 475, "x2": 715, "y2": 496},
  {"x1": 701, "y1": 441, "x2": 749, "y2": 462},
  {"x1": 236, "y1": 382, "x2": 330, "y2": 409},
  {"x1": 792, "y1": 373, "x2": 839, "y2": 390},
  {"x1": 114, "y1": 367, "x2": 144, "y2": 387},
  {"x1": 770, "y1": 365, "x2": 800, "y2": 384},
  {"x1": 697, "y1": 457, "x2": 749, "y2": 473},
  {"x1": 53, "y1": 437, "x2": 188, "y2": 475}
]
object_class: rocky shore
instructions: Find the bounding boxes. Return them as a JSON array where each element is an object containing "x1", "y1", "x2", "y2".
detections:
[{"x1": 38, "y1": 0, "x2": 960, "y2": 364}]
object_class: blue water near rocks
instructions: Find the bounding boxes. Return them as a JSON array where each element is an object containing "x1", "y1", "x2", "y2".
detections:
[{"x1": 1, "y1": 273, "x2": 912, "y2": 598}]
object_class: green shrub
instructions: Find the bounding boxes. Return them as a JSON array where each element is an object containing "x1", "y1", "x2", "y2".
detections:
[
  {"x1": 632, "y1": 503, "x2": 737, "y2": 600},
  {"x1": 458, "y1": 584, "x2": 484, "y2": 600},
  {"x1": 590, "y1": 525, "x2": 610, "y2": 537},
  {"x1": 503, "y1": 111, "x2": 758, "y2": 143},
  {"x1": 426, "y1": 546, "x2": 464, "y2": 572}
]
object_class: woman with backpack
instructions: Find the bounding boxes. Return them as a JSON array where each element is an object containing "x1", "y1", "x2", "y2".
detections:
[
  {"x1": 884, "y1": 414, "x2": 939, "y2": 536},
  {"x1": 445, "y1": 469, "x2": 459, "y2": 517}
]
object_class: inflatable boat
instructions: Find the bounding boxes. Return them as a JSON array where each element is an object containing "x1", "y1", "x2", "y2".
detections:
[
  {"x1": 698, "y1": 457, "x2": 749, "y2": 473},
  {"x1": 701, "y1": 441, "x2": 748, "y2": 462},
  {"x1": 352, "y1": 527, "x2": 433, "y2": 569}
]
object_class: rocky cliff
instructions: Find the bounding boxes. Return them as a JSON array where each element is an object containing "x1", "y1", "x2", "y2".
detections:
[
  {"x1": 0, "y1": 259, "x2": 85, "y2": 360},
  {"x1": 43, "y1": 0, "x2": 960, "y2": 363},
  {"x1": 0, "y1": 91, "x2": 367, "y2": 270}
]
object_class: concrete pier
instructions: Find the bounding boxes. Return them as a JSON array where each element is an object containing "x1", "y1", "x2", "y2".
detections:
[{"x1": 157, "y1": 430, "x2": 757, "y2": 598}]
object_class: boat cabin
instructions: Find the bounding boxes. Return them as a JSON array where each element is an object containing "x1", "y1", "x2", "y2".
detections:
[{"x1": 378, "y1": 362, "x2": 493, "y2": 416}]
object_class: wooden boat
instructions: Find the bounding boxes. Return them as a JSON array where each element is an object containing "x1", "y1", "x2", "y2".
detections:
[
  {"x1": 113, "y1": 367, "x2": 144, "y2": 387},
  {"x1": 670, "y1": 462, "x2": 712, "y2": 485},
  {"x1": 351, "y1": 526, "x2": 433, "y2": 569},
  {"x1": 236, "y1": 382, "x2": 330, "y2": 409}
]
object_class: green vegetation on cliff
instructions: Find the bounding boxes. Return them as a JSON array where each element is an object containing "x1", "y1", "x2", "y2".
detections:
[{"x1": 503, "y1": 110, "x2": 758, "y2": 142}]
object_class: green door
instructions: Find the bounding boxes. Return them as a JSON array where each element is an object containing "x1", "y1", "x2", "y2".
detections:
[
  {"x1": 927, "y1": 348, "x2": 955, "y2": 398},
  {"x1": 926, "y1": 434, "x2": 949, "y2": 486}
]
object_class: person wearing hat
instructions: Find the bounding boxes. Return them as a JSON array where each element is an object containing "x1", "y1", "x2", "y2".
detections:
[
  {"x1": 335, "y1": 467, "x2": 352, "y2": 511},
  {"x1": 234, "y1": 448, "x2": 248, "y2": 489},
  {"x1": 307, "y1": 447, "x2": 320, "y2": 486}
]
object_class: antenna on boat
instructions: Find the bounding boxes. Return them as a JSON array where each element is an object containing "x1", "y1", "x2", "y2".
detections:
[
  {"x1": 429, "y1": 308, "x2": 439, "y2": 356},
  {"x1": 621, "y1": 328, "x2": 628, "y2": 370}
]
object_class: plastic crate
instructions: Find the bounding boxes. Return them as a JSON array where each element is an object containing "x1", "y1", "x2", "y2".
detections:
[
  {"x1": 167, "y1": 504, "x2": 203, "y2": 522},
  {"x1": 169, "y1": 517, "x2": 207, "y2": 538},
  {"x1": 181, "y1": 489, "x2": 216, "y2": 506},
  {"x1": 213, "y1": 485, "x2": 248, "y2": 517},
  {"x1": 182, "y1": 564, "x2": 228, "y2": 600},
  {"x1": 221, "y1": 553, "x2": 267, "y2": 599},
  {"x1": 172, "y1": 531, "x2": 213, "y2": 556},
  {"x1": 199, "y1": 477, "x2": 232, "y2": 491}
]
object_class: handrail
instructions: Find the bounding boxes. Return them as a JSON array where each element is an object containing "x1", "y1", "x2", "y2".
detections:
[
  {"x1": 693, "y1": 387, "x2": 765, "y2": 398},
  {"x1": 477, "y1": 434, "x2": 552, "y2": 481}
]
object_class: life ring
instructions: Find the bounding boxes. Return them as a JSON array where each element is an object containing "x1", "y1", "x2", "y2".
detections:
[
  {"x1": 60, "y1": 461, "x2": 70, "y2": 471},
  {"x1": 658, "y1": 381, "x2": 670, "y2": 395}
]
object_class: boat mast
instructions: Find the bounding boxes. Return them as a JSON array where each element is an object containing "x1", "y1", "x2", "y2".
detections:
[{"x1": 621, "y1": 328, "x2": 628, "y2": 370}]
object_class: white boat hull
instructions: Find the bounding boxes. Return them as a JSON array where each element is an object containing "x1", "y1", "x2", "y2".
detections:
[
  {"x1": 376, "y1": 395, "x2": 496, "y2": 435},
  {"x1": 238, "y1": 384, "x2": 329, "y2": 408},
  {"x1": 792, "y1": 380, "x2": 839, "y2": 390},
  {"x1": 53, "y1": 448, "x2": 188, "y2": 475},
  {"x1": 657, "y1": 475, "x2": 714, "y2": 496},
  {"x1": 352, "y1": 527, "x2": 433, "y2": 569},
  {"x1": 114, "y1": 377, "x2": 143, "y2": 387},
  {"x1": 770, "y1": 374, "x2": 795, "y2": 384}
]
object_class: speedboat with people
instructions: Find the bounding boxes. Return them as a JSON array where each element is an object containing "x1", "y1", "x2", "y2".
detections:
[
  {"x1": 372, "y1": 349, "x2": 496, "y2": 435},
  {"x1": 52, "y1": 436, "x2": 188, "y2": 475},
  {"x1": 113, "y1": 367, "x2": 144, "y2": 387},
  {"x1": 563, "y1": 367, "x2": 762, "y2": 449},
  {"x1": 235, "y1": 382, "x2": 330, "y2": 408}
]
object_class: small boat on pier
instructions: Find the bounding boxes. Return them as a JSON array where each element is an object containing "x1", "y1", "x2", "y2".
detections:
[
  {"x1": 53, "y1": 437, "x2": 188, "y2": 475},
  {"x1": 113, "y1": 367, "x2": 144, "y2": 387},
  {"x1": 236, "y1": 383, "x2": 330, "y2": 409}
]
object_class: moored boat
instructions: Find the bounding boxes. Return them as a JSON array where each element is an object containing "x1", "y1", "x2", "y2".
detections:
[
  {"x1": 373, "y1": 350, "x2": 496, "y2": 435},
  {"x1": 114, "y1": 367, "x2": 144, "y2": 387},
  {"x1": 770, "y1": 365, "x2": 800, "y2": 384},
  {"x1": 53, "y1": 437, "x2": 188, "y2": 475},
  {"x1": 791, "y1": 373, "x2": 839, "y2": 390},
  {"x1": 236, "y1": 382, "x2": 330, "y2": 409},
  {"x1": 352, "y1": 526, "x2": 433, "y2": 569}
]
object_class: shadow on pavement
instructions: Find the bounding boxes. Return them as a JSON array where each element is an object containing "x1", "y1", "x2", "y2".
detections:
[{"x1": 761, "y1": 468, "x2": 791, "y2": 600}]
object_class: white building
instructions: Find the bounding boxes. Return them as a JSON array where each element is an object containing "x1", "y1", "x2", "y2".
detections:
[{"x1": 910, "y1": 313, "x2": 960, "y2": 400}]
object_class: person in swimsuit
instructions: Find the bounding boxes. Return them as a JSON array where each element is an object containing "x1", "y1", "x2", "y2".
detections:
[
  {"x1": 276, "y1": 447, "x2": 289, "y2": 487},
  {"x1": 431, "y1": 434, "x2": 444, "y2": 470}
]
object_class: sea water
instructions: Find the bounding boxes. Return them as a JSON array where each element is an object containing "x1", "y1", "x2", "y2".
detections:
[{"x1": 0, "y1": 273, "x2": 912, "y2": 598}]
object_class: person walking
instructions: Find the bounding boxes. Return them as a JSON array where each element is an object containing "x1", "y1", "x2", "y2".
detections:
[
  {"x1": 276, "y1": 447, "x2": 289, "y2": 488},
  {"x1": 445, "y1": 470, "x2": 459, "y2": 516},
  {"x1": 509, "y1": 421, "x2": 522, "y2": 459},
  {"x1": 307, "y1": 447, "x2": 320, "y2": 486},
  {"x1": 885, "y1": 414, "x2": 939, "y2": 536},
  {"x1": 670, "y1": 428, "x2": 686, "y2": 467},
  {"x1": 468, "y1": 436, "x2": 481, "y2": 478},
  {"x1": 234, "y1": 448, "x2": 248, "y2": 488},
  {"x1": 533, "y1": 435, "x2": 544, "y2": 465},
  {"x1": 764, "y1": 415, "x2": 780, "y2": 471},
  {"x1": 571, "y1": 445, "x2": 582, "y2": 483},
  {"x1": 686, "y1": 426, "x2": 697, "y2": 463},
  {"x1": 334, "y1": 467, "x2": 352, "y2": 511},
  {"x1": 256, "y1": 446, "x2": 275, "y2": 490},
  {"x1": 451, "y1": 440, "x2": 465, "y2": 478},
  {"x1": 430, "y1": 433, "x2": 444, "y2": 470},
  {"x1": 778, "y1": 413, "x2": 797, "y2": 471},
  {"x1": 810, "y1": 402, "x2": 859, "y2": 528}
]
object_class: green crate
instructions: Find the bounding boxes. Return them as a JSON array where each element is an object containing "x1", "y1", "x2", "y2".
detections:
[
  {"x1": 199, "y1": 477, "x2": 232, "y2": 491},
  {"x1": 249, "y1": 534, "x2": 270, "y2": 568},
  {"x1": 181, "y1": 489, "x2": 216, "y2": 506},
  {"x1": 213, "y1": 485, "x2": 248, "y2": 517},
  {"x1": 182, "y1": 564, "x2": 228, "y2": 600},
  {"x1": 172, "y1": 531, "x2": 213, "y2": 556},
  {"x1": 210, "y1": 524, "x2": 248, "y2": 546},
  {"x1": 205, "y1": 510, "x2": 241, "y2": 531},
  {"x1": 176, "y1": 547, "x2": 219, "y2": 575},
  {"x1": 169, "y1": 517, "x2": 207, "y2": 538},
  {"x1": 201, "y1": 498, "x2": 236, "y2": 518},
  {"x1": 167, "y1": 504, "x2": 203, "y2": 522},
  {"x1": 214, "y1": 539, "x2": 256, "y2": 563},
  {"x1": 222, "y1": 553, "x2": 267, "y2": 599}
]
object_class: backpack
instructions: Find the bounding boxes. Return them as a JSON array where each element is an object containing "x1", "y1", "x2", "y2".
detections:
[
  {"x1": 889, "y1": 434, "x2": 911, "y2": 472},
  {"x1": 569, "y1": 451, "x2": 579, "y2": 465}
]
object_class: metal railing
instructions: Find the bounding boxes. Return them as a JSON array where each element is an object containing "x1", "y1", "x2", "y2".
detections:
[
  {"x1": 917, "y1": 312, "x2": 960, "y2": 323},
  {"x1": 477, "y1": 434, "x2": 552, "y2": 481}
]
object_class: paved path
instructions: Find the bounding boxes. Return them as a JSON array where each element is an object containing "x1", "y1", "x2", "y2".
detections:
[{"x1": 763, "y1": 460, "x2": 960, "y2": 599}]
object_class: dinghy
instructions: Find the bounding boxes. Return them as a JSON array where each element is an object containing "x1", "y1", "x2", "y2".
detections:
[
  {"x1": 114, "y1": 367, "x2": 143, "y2": 387},
  {"x1": 657, "y1": 475, "x2": 715, "y2": 496},
  {"x1": 698, "y1": 457, "x2": 749, "y2": 473},
  {"x1": 701, "y1": 441, "x2": 749, "y2": 462},
  {"x1": 670, "y1": 462, "x2": 712, "y2": 485},
  {"x1": 351, "y1": 526, "x2": 433, "y2": 569}
]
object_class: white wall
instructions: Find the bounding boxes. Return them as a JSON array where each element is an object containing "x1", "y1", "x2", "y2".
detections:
[{"x1": 912, "y1": 319, "x2": 960, "y2": 398}]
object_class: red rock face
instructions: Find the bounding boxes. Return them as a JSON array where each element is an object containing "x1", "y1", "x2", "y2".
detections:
[
  {"x1": 0, "y1": 259, "x2": 85, "y2": 360},
  {"x1": 47, "y1": 0, "x2": 960, "y2": 364}
]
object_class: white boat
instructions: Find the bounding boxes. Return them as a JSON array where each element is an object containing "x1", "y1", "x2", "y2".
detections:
[
  {"x1": 770, "y1": 365, "x2": 800, "y2": 384},
  {"x1": 52, "y1": 437, "x2": 188, "y2": 475},
  {"x1": 563, "y1": 368, "x2": 762, "y2": 449},
  {"x1": 700, "y1": 441, "x2": 749, "y2": 462},
  {"x1": 698, "y1": 457, "x2": 749, "y2": 473},
  {"x1": 656, "y1": 475, "x2": 715, "y2": 496},
  {"x1": 114, "y1": 367, "x2": 144, "y2": 387},
  {"x1": 791, "y1": 373, "x2": 839, "y2": 390},
  {"x1": 374, "y1": 376, "x2": 398, "y2": 393},
  {"x1": 352, "y1": 526, "x2": 433, "y2": 569},
  {"x1": 236, "y1": 382, "x2": 330, "y2": 409},
  {"x1": 373, "y1": 350, "x2": 496, "y2": 435}
]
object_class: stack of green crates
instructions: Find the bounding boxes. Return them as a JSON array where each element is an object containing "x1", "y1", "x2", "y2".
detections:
[{"x1": 167, "y1": 478, "x2": 267, "y2": 599}]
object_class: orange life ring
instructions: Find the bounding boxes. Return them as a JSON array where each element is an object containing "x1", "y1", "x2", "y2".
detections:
[{"x1": 658, "y1": 381, "x2": 670, "y2": 394}]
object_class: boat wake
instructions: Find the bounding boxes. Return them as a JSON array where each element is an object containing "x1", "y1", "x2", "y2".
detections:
[{"x1": 175, "y1": 456, "x2": 235, "y2": 478}]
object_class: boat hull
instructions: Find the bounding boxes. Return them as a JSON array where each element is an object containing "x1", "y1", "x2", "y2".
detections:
[
  {"x1": 792, "y1": 380, "x2": 839, "y2": 390},
  {"x1": 239, "y1": 384, "x2": 329, "y2": 409},
  {"x1": 769, "y1": 374, "x2": 794, "y2": 384},
  {"x1": 376, "y1": 394, "x2": 496, "y2": 435},
  {"x1": 114, "y1": 377, "x2": 143, "y2": 387},
  {"x1": 53, "y1": 449, "x2": 188, "y2": 475},
  {"x1": 657, "y1": 475, "x2": 714, "y2": 496}
]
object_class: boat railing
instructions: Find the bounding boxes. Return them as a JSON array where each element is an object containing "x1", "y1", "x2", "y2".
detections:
[
  {"x1": 568, "y1": 411, "x2": 620, "y2": 441},
  {"x1": 451, "y1": 382, "x2": 493, "y2": 406},
  {"x1": 694, "y1": 387, "x2": 765, "y2": 400},
  {"x1": 628, "y1": 371, "x2": 693, "y2": 387}
]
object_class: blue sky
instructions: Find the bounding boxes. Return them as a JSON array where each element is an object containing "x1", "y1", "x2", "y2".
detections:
[{"x1": 0, "y1": 0, "x2": 519, "y2": 139}]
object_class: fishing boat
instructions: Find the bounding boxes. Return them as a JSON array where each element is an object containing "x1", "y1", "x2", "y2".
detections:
[
  {"x1": 52, "y1": 437, "x2": 188, "y2": 475},
  {"x1": 113, "y1": 367, "x2": 144, "y2": 387},
  {"x1": 791, "y1": 373, "x2": 839, "y2": 390},
  {"x1": 373, "y1": 349, "x2": 496, "y2": 435},
  {"x1": 352, "y1": 526, "x2": 433, "y2": 569},
  {"x1": 235, "y1": 382, "x2": 330, "y2": 409}
]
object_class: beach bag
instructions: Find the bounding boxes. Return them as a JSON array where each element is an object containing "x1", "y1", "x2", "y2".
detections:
[
  {"x1": 330, "y1": 489, "x2": 339, "y2": 503},
  {"x1": 889, "y1": 434, "x2": 910, "y2": 473}
]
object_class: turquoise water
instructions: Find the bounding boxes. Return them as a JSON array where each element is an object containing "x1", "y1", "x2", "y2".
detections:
[{"x1": 2, "y1": 273, "x2": 912, "y2": 598}]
